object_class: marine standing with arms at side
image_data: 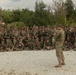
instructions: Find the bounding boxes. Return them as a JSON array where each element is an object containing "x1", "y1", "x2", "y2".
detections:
[{"x1": 55, "y1": 25, "x2": 65, "y2": 68}]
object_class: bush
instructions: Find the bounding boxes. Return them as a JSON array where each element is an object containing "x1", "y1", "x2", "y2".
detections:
[{"x1": 8, "y1": 21, "x2": 26, "y2": 27}]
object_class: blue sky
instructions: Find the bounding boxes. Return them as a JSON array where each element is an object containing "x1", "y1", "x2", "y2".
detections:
[{"x1": 0, "y1": 0, "x2": 53, "y2": 10}]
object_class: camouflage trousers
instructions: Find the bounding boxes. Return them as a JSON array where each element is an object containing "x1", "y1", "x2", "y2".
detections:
[{"x1": 55, "y1": 42, "x2": 64, "y2": 63}]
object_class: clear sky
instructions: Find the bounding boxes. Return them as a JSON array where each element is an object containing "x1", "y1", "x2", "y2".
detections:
[{"x1": 0, "y1": 0, "x2": 53, "y2": 10}]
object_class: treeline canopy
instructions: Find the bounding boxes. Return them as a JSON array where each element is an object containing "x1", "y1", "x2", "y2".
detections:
[{"x1": 0, "y1": 0, "x2": 76, "y2": 27}]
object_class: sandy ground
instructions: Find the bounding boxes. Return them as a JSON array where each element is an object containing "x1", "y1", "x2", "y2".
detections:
[{"x1": 0, "y1": 50, "x2": 76, "y2": 75}]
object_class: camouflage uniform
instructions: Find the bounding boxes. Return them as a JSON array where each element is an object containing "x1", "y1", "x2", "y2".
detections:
[
  {"x1": 34, "y1": 36, "x2": 41, "y2": 50},
  {"x1": 55, "y1": 26, "x2": 65, "y2": 67},
  {"x1": 40, "y1": 28, "x2": 46, "y2": 49},
  {"x1": 74, "y1": 27, "x2": 76, "y2": 50},
  {"x1": 6, "y1": 29, "x2": 14, "y2": 51},
  {"x1": 44, "y1": 39, "x2": 51, "y2": 50},
  {"x1": 18, "y1": 36, "x2": 24, "y2": 50},
  {"x1": 52, "y1": 27, "x2": 56, "y2": 49},
  {"x1": 68, "y1": 27, "x2": 75, "y2": 49},
  {"x1": 24, "y1": 33, "x2": 32, "y2": 50},
  {"x1": 43, "y1": 28, "x2": 52, "y2": 50},
  {"x1": 1, "y1": 29, "x2": 6, "y2": 51},
  {"x1": 0, "y1": 29, "x2": 3, "y2": 51},
  {"x1": 13, "y1": 29, "x2": 20, "y2": 50}
]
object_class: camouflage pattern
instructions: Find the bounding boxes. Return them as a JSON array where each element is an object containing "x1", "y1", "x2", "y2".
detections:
[
  {"x1": 55, "y1": 27, "x2": 65, "y2": 64},
  {"x1": 0, "y1": 19, "x2": 76, "y2": 51}
]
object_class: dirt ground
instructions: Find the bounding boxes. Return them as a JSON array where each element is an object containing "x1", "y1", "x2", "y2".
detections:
[{"x1": 0, "y1": 50, "x2": 76, "y2": 75}]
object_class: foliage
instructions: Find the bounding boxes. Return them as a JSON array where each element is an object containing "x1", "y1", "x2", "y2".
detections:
[
  {"x1": 8, "y1": 21, "x2": 26, "y2": 27},
  {"x1": 65, "y1": 0, "x2": 74, "y2": 19},
  {"x1": 0, "y1": 10, "x2": 13, "y2": 24},
  {"x1": 0, "y1": 0, "x2": 76, "y2": 26}
]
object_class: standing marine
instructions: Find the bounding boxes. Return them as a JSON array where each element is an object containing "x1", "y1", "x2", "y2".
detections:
[{"x1": 55, "y1": 25, "x2": 65, "y2": 68}]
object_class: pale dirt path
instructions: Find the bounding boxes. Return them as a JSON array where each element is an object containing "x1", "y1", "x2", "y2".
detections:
[{"x1": 0, "y1": 50, "x2": 76, "y2": 75}]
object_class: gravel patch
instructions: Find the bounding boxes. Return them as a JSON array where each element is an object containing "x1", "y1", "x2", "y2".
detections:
[{"x1": 0, "y1": 50, "x2": 76, "y2": 75}]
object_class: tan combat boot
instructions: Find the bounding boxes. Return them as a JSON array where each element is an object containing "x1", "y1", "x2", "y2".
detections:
[
  {"x1": 55, "y1": 61, "x2": 62, "y2": 68},
  {"x1": 61, "y1": 60, "x2": 65, "y2": 65},
  {"x1": 55, "y1": 64, "x2": 62, "y2": 68}
]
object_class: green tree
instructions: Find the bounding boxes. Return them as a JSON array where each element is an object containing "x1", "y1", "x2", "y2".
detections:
[
  {"x1": 52, "y1": 0, "x2": 66, "y2": 25},
  {"x1": 0, "y1": 10, "x2": 13, "y2": 24},
  {"x1": 20, "y1": 9, "x2": 34, "y2": 26},
  {"x1": 65, "y1": 0, "x2": 74, "y2": 20},
  {"x1": 34, "y1": 0, "x2": 53, "y2": 26},
  {"x1": 12, "y1": 9, "x2": 21, "y2": 22}
]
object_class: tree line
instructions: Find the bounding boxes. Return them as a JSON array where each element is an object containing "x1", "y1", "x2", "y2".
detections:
[{"x1": 0, "y1": 0, "x2": 76, "y2": 27}]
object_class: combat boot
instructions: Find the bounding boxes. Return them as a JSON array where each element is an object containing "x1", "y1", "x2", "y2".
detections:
[
  {"x1": 55, "y1": 61, "x2": 62, "y2": 68},
  {"x1": 55, "y1": 64, "x2": 62, "y2": 68},
  {"x1": 61, "y1": 60, "x2": 65, "y2": 65}
]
